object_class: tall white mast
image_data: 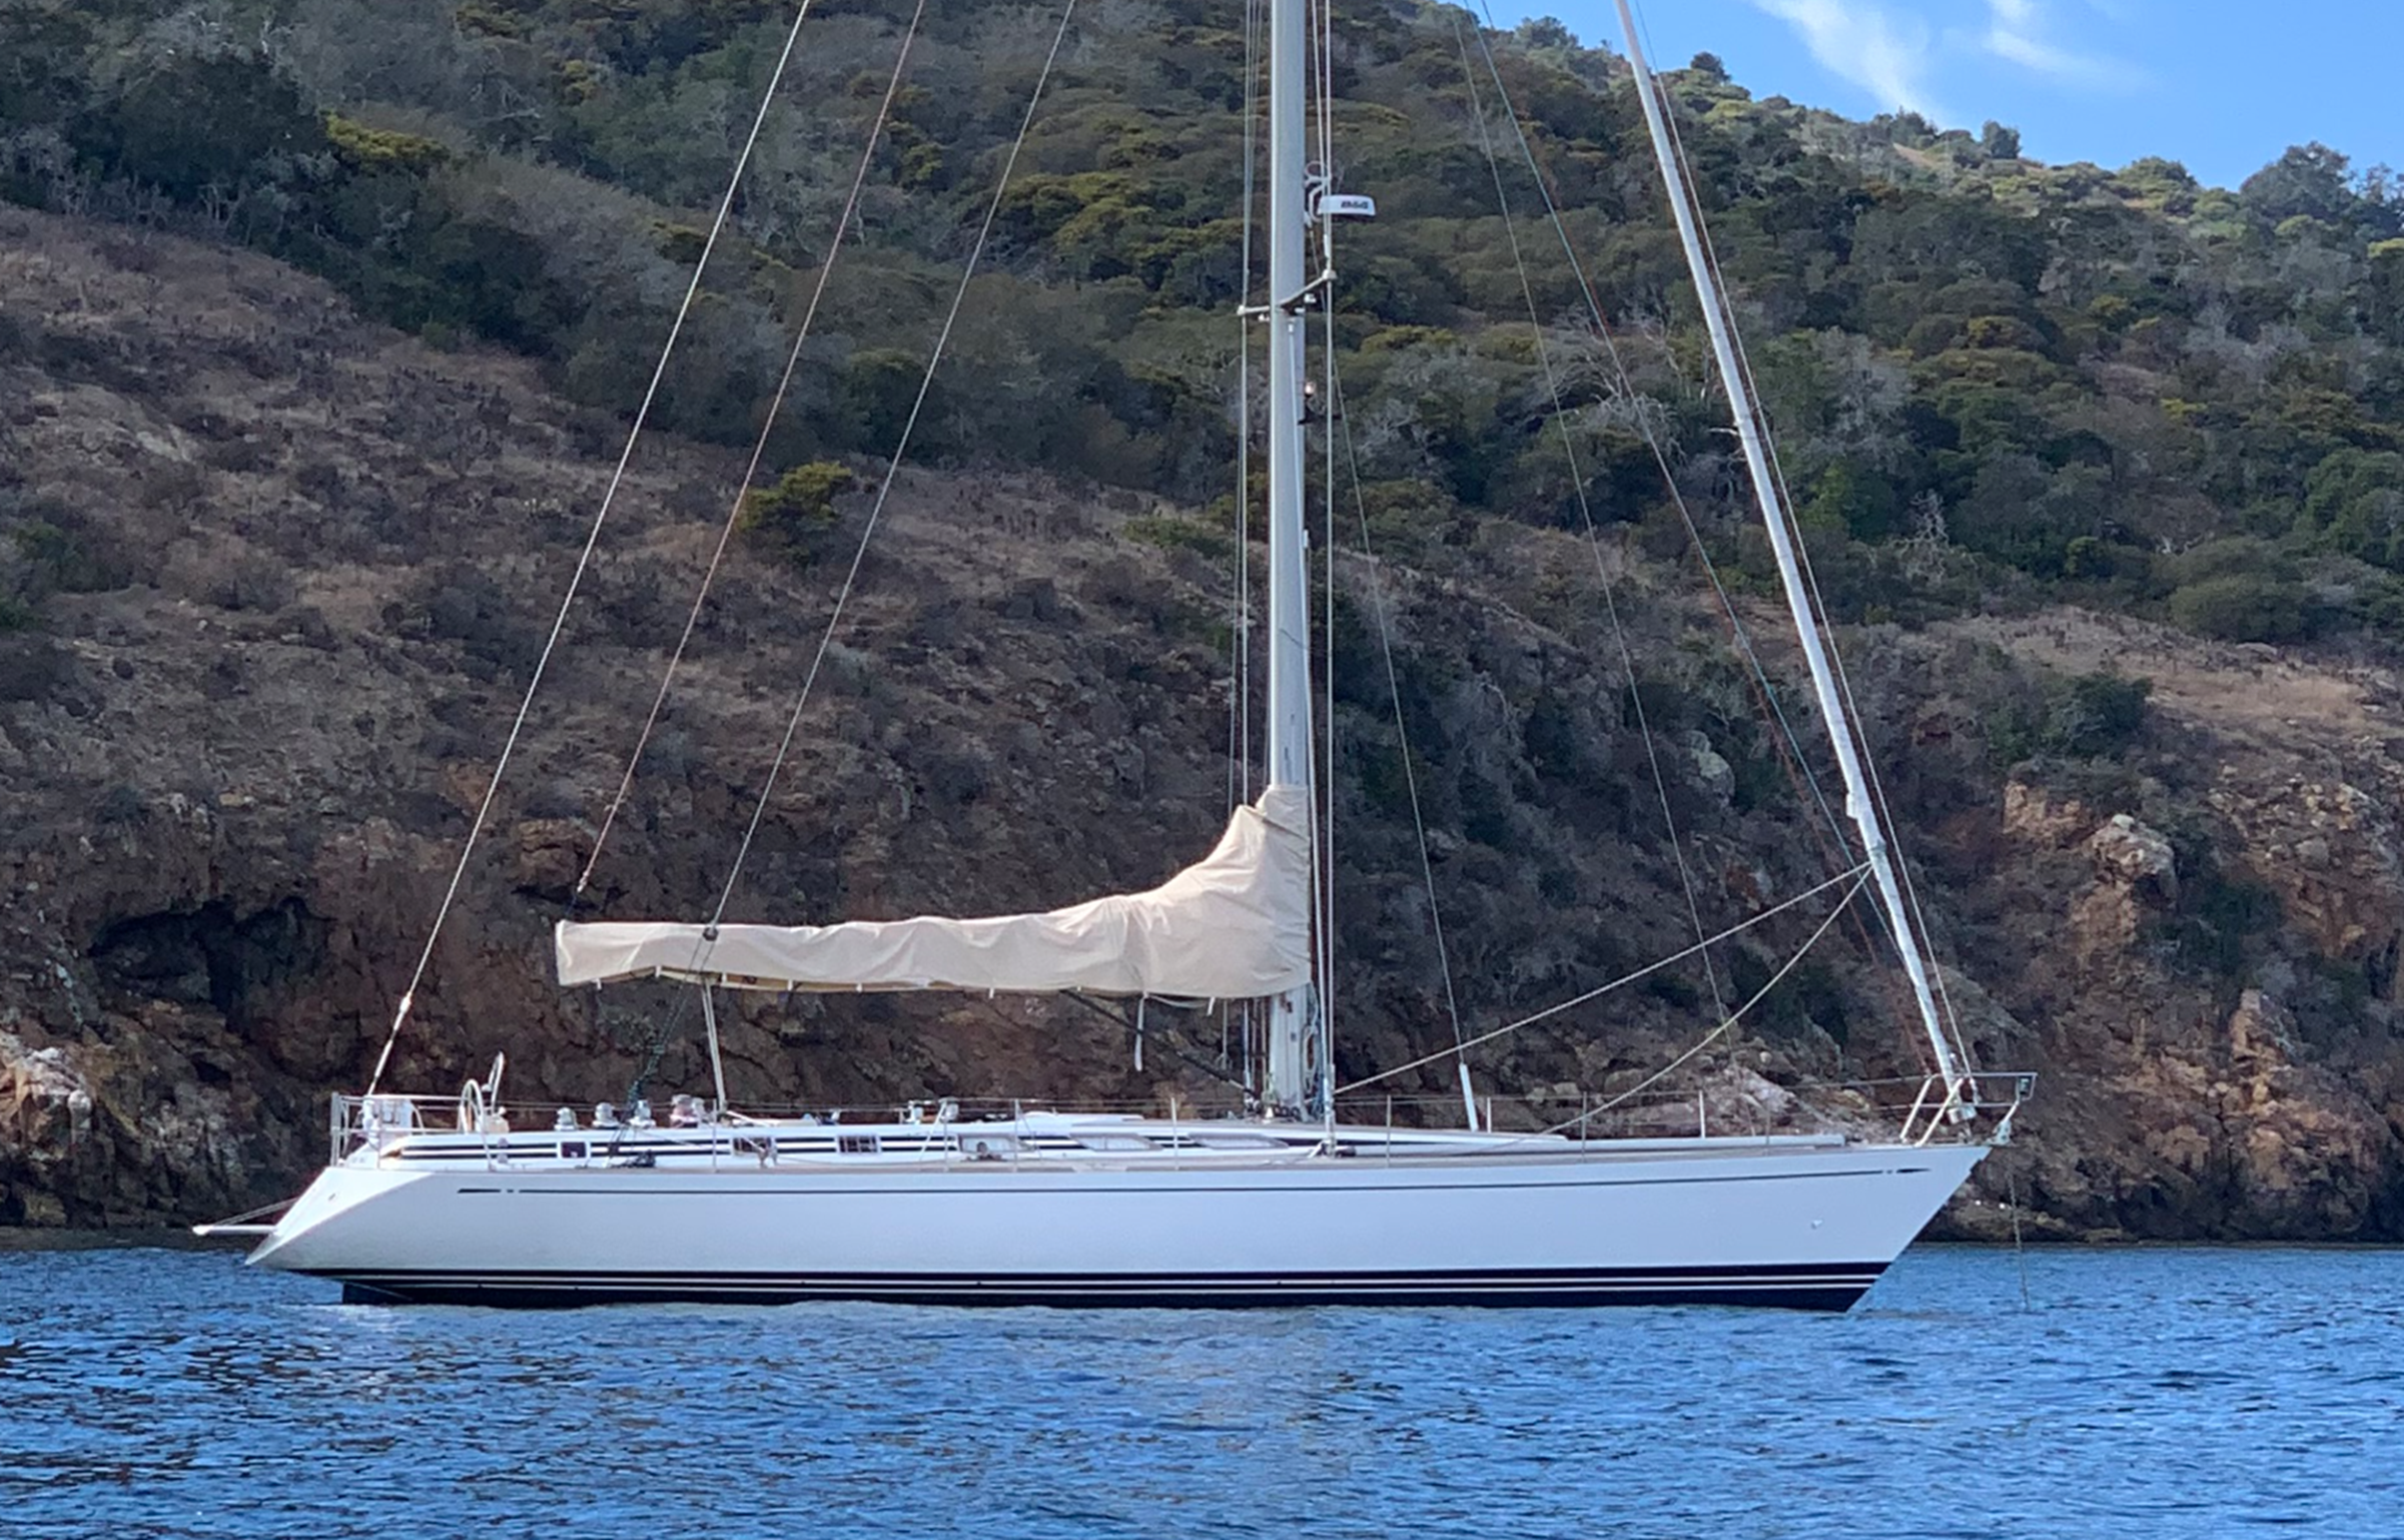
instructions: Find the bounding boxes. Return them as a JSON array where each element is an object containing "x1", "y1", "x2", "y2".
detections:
[
  {"x1": 1261, "y1": 0, "x2": 1317, "y2": 1117},
  {"x1": 1609, "y1": 3, "x2": 1974, "y2": 1116}
]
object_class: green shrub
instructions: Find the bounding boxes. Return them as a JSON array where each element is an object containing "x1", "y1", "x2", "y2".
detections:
[
  {"x1": 72, "y1": 51, "x2": 324, "y2": 201},
  {"x1": 1123, "y1": 514, "x2": 1233, "y2": 562},
  {"x1": 837, "y1": 349, "x2": 939, "y2": 455},
  {"x1": 2052, "y1": 671, "x2": 2151, "y2": 757},
  {"x1": 739, "y1": 461, "x2": 857, "y2": 558},
  {"x1": 10, "y1": 519, "x2": 114, "y2": 593},
  {"x1": 2167, "y1": 572, "x2": 2318, "y2": 642},
  {"x1": 324, "y1": 115, "x2": 448, "y2": 175},
  {"x1": 650, "y1": 223, "x2": 708, "y2": 266},
  {"x1": 1987, "y1": 669, "x2": 2152, "y2": 764},
  {"x1": 2148, "y1": 831, "x2": 2281, "y2": 979}
]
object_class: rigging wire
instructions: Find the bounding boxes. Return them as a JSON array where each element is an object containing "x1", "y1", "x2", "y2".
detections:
[
  {"x1": 1571, "y1": 867, "x2": 1868, "y2": 1124},
  {"x1": 1460, "y1": 3, "x2": 1851, "y2": 858},
  {"x1": 1316, "y1": 0, "x2": 1340, "y2": 1126},
  {"x1": 1671, "y1": 133, "x2": 1976, "y2": 1072},
  {"x1": 1624, "y1": 9, "x2": 1973, "y2": 1074},
  {"x1": 578, "y1": 0, "x2": 931, "y2": 896},
  {"x1": 1325, "y1": 361, "x2": 1471, "y2": 1076},
  {"x1": 1335, "y1": 861, "x2": 1871, "y2": 1096},
  {"x1": 1058, "y1": 994, "x2": 1260, "y2": 1100},
  {"x1": 1488, "y1": 11, "x2": 1912, "y2": 1059},
  {"x1": 702, "y1": 0, "x2": 1084, "y2": 930},
  {"x1": 363, "y1": 0, "x2": 821, "y2": 1100},
  {"x1": 1321, "y1": 236, "x2": 1343, "y2": 1125},
  {"x1": 1401, "y1": 863, "x2": 1874, "y2": 1151},
  {"x1": 1448, "y1": 13, "x2": 1728, "y2": 1024},
  {"x1": 1233, "y1": 0, "x2": 1261, "y2": 819},
  {"x1": 1505, "y1": 6, "x2": 1933, "y2": 1047},
  {"x1": 1457, "y1": 5, "x2": 1941, "y2": 1075},
  {"x1": 1648, "y1": 38, "x2": 1898, "y2": 867},
  {"x1": 1313, "y1": 0, "x2": 1334, "y2": 183},
  {"x1": 1230, "y1": 0, "x2": 1264, "y2": 1089},
  {"x1": 1627, "y1": 26, "x2": 1910, "y2": 1005}
]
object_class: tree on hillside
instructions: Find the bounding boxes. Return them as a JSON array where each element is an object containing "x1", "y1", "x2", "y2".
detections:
[
  {"x1": 2238, "y1": 142, "x2": 2398, "y2": 235},
  {"x1": 71, "y1": 50, "x2": 325, "y2": 203}
]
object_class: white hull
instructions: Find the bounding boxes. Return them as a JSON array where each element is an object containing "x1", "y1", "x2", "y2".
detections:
[{"x1": 249, "y1": 1128, "x2": 1984, "y2": 1311}]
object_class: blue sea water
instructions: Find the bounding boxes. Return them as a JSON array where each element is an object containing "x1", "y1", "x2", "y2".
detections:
[{"x1": 0, "y1": 1240, "x2": 2397, "y2": 1538}]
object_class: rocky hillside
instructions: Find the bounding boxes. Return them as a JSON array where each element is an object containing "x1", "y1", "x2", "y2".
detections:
[{"x1": 4, "y1": 205, "x2": 2403, "y2": 1238}]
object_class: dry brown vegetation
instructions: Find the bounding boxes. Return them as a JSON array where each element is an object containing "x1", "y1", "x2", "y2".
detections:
[{"x1": 3, "y1": 206, "x2": 2403, "y2": 1239}]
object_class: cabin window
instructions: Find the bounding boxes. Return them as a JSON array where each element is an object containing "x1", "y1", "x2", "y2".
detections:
[
  {"x1": 1075, "y1": 1135, "x2": 1156, "y2": 1153},
  {"x1": 559, "y1": 1141, "x2": 588, "y2": 1160},
  {"x1": 837, "y1": 1135, "x2": 880, "y2": 1155}
]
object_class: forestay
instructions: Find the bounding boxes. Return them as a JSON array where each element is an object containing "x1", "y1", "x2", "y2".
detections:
[{"x1": 555, "y1": 784, "x2": 1311, "y2": 999}]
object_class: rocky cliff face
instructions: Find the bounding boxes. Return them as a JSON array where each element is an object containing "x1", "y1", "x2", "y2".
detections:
[
  {"x1": 4, "y1": 209, "x2": 2401, "y2": 1237},
  {"x1": 1922, "y1": 615, "x2": 2404, "y2": 1238}
]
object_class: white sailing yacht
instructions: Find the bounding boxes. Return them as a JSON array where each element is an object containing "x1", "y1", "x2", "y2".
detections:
[{"x1": 216, "y1": 0, "x2": 2025, "y2": 1309}]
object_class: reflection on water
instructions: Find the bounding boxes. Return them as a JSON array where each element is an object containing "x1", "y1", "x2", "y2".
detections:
[{"x1": 1, "y1": 1244, "x2": 2399, "y2": 1537}]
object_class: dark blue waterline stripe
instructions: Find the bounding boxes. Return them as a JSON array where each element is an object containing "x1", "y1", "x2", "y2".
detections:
[
  {"x1": 316, "y1": 1264, "x2": 1886, "y2": 1313},
  {"x1": 326, "y1": 1261, "x2": 1883, "y2": 1281}
]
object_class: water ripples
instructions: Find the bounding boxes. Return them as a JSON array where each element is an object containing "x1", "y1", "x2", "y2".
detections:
[{"x1": 1, "y1": 1243, "x2": 2398, "y2": 1537}]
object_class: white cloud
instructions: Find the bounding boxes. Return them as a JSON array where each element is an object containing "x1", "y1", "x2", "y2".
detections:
[
  {"x1": 1745, "y1": 0, "x2": 1942, "y2": 117},
  {"x1": 1732, "y1": 0, "x2": 2149, "y2": 139},
  {"x1": 1980, "y1": 0, "x2": 2127, "y2": 87}
]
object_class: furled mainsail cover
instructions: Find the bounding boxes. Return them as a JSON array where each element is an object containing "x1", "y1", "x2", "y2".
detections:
[{"x1": 554, "y1": 785, "x2": 1311, "y2": 999}]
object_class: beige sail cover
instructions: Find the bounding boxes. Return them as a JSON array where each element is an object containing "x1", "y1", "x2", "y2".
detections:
[{"x1": 554, "y1": 784, "x2": 1311, "y2": 999}]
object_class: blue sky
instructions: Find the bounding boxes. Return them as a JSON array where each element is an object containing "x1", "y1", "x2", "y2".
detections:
[{"x1": 1501, "y1": 0, "x2": 2398, "y2": 192}]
